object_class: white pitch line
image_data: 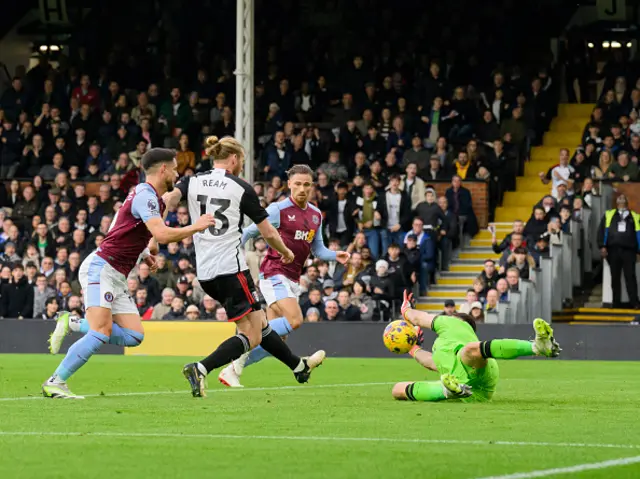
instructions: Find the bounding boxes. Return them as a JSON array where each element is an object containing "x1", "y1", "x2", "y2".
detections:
[
  {"x1": 0, "y1": 431, "x2": 638, "y2": 452},
  {"x1": 471, "y1": 454, "x2": 640, "y2": 479},
  {"x1": 0, "y1": 381, "x2": 395, "y2": 402}
]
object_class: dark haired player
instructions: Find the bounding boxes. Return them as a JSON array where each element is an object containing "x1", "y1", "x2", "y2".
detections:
[
  {"x1": 218, "y1": 164, "x2": 351, "y2": 387},
  {"x1": 43, "y1": 148, "x2": 216, "y2": 399},
  {"x1": 391, "y1": 292, "x2": 561, "y2": 402}
]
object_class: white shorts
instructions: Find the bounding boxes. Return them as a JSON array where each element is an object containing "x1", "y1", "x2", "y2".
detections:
[
  {"x1": 79, "y1": 252, "x2": 139, "y2": 315},
  {"x1": 259, "y1": 274, "x2": 301, "y2": 307}
]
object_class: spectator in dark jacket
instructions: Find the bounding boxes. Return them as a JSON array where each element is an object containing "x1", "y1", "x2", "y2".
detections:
[
  {"x1": 137, "y1": 262, "x2": 161, "y2": 306},
  {"x1": 386, "y1": 117, "x2": 412, "y2": 164},
  {"x1": 163, "y1": 297, "x2": 186, "y2": 320},
  {"x1": 523, "y1": 207, "x2": 549, "y2": 244},
  {"x1": 0, "y1": 265, "x2": 33, "y2": 318},
  {"x1": 0, "y1": 78, "x2": 28, "y2": 116},
  {"x1": 300, "y1": 287, "x2": 327, "y2": 321},
  {"x1": 492, "y1": 220, "x2": 526, "y2": 253},
  {"x1": 416, "y1": 187, "x2": 448, "y2": 231},
  {"x1": 478, "y1": 259, "x2": 502, "y2": 292},
  {"x1": 262, "y1": 131, "x2": 291, "y2": 180},
  {"x1": 336, "y1": 290, "x2": 362, "y2": 321},
  {"x1": 42, "y1": 296, "x2": 59, "y2": 320},
  {"x1": 445, "y1": 175, "x2": 479, "y2": 238},
  {"x1": 370, "y1": 259, "x2": 394, "y2": 301},
  {"x1": 12, "y1": 186, "x2": 39, "y2": 224},
  {"x1": 402, "y1": 234, "x2": 421, "y2": 281},
  {"x1": 1, "y1": 118, "x2": 21, "y2": 178},
  {"x1": 327, "y1": 182, "x2": 355, "y2": 247}
]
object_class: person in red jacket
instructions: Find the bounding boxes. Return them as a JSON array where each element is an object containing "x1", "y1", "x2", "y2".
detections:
[{"x1": 71, "y1": 75, "x2": 100, "y2": 111}]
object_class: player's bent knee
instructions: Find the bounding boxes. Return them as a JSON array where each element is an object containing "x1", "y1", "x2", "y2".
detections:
[
  {"x1": 461, "y1": 342, "x2": 482, "y2": 361},
  {"x1": 126, "y1": 331, "x2": 144, "y2": 348},
  {"x1": 289, "y1": 315, "x2": 303, "y2": 330},
  {"x1": 244, "y1": 326, "x2": 262, "y2": 349},
  {"x1": 94, "y1": 324, "x2": 113, "y2": 337}
]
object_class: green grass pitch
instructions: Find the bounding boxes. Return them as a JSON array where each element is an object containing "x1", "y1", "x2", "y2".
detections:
[{"x1": 1, "y1": 355, "x2": 639, "y2": 479}]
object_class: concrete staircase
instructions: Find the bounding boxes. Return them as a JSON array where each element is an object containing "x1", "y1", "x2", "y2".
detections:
[
  {"x1": 495, "y1": 103, "x2": 594, "y2": 222},
  {"x1": 417, "y1": 223, "x2": 510, "y2": 313},
  {"x1": 417, "y1": 103, "x2": 595, "y2": 313}
]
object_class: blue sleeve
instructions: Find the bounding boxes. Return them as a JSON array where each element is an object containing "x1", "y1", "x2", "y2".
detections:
[
  {"x1": 131, "y1": 187, "x2": 162, "y2": 222},
  {"x1": 241, "y1": 202, "x2": 281, "y2": 245},
  {"x1": 311, "y1": 218, "x2": 337, "y2": 261}
]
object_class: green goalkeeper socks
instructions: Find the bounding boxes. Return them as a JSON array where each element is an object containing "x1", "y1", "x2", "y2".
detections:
[
  {"x1": 406, "y1": 381, "x2": 447, "y2": 402},
  {"x1": 480, "y1": 339, "x2": 534, "y2": 360}
]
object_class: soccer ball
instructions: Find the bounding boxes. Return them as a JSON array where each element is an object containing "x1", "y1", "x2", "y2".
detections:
[{"x1": 383, "y1": 320, "x2": 418, "y2": 354}]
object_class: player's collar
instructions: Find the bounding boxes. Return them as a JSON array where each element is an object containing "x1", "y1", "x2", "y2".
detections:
[
  {"x1": 289, "y1": 196, "x2": 308, "y2": 210},
  {"x1": 144, "y1": 181, "x2": 161, "y2": 199}
]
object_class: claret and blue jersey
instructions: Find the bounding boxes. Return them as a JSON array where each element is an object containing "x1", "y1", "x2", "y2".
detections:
[{"x1": 242, "y1": 197, "x2": 336, "y2": 283}]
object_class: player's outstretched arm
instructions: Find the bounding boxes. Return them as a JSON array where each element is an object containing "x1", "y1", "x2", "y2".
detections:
[
  {"x1": 133, "y1": 186, "x2": 215, "y2": 244},
  {"x1": 241, "y1": 203, "x2": 281, "y2": 246},
  {"x1": 400, "y1": 291, "x2": 436, "y2": 330},
  {"x1": 256, "y1": 219, "x2": 294, "y2": 263},
  {"x1": 145, "y1": 216, "x2": 215, "y2": 244},
  {"x1": 310, "y1": 218, "x2": 350, "y2": 263}
]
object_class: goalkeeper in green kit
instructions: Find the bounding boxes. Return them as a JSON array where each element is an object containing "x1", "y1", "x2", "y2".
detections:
[{"x1": 392, "y1": 292, "x2": 561, "y2": 402}]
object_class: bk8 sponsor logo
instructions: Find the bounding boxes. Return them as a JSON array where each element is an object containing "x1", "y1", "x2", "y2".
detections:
[{"x1": 294, "y1": 230, "x2": 316, "y2": 243}]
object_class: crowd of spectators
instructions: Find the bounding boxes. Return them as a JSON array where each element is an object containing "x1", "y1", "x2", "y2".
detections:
[
  {"x1": 464, "y1": 71, "x2": 640, "y2": 315},
  {"x1": 0, "y1": 0, "x2": 573, "y2": 321}
]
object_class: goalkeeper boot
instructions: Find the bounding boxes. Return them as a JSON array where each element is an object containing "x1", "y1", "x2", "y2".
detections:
[
  {"x1": 182, "y1": 363, "x2": 207, "y2": 398},
  {"x1": 440, "y1": 374, "x2": 472, "y2": 399},
  {"x1": 532, "y1": 318, "x2": 561, "y2": 358},
  {"x1": 293, "y1": 350, "x2": 326, "y2": 384},
  {"x1": 42, "y1": 378, "x2": 84, "y2": 399}
]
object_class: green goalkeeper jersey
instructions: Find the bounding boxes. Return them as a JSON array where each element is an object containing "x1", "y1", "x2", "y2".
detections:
[{"x1": 431, "y1": 315, "x2": 499, "y2": 402}]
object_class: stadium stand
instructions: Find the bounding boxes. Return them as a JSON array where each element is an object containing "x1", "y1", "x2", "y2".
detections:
[{"x1": 0, "y1": 0, "x2": 637, "y2": 323}]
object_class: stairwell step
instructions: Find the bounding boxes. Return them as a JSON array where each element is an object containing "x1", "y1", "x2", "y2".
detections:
[
  {"x1": 437, "y1": 274, "x2": 476, "y2": 287},
  {"x1": 416, "y1": 301, "x2": 460, "y2": 314},
  {"x1": 458, "y1": 252, "x2": 500, "y2": 260},
  {"x1": 430, "y1": 285, "x2": 469, "y2": 291},
  {"x1": 470, "y1": 239, "x2": 493, "y2": 247},
  {"x1": 495, "y1": 207, "x2": 535, "y2": 223},
  {"x1": 464, "y1": 246, "x2": 497, "y2": 252},
  {"x1": 515, "y1": 178, "x2": 550, "y2": 192},
  {"x1": 438, "y1": 271, "x2": 480, "y2": 278},
  {"x1": 450, "y1": 265, "x2": 484, "y2": 272},
  {"x1": 425, "y1": 291, "x2": 467, "y2": 298},
  {"x1": 502, "y1": 191, "x2": 546, "y2": 207},
  {"x1": 558, "y1": 103, "x2": 595, "y2": 117},
  {"x1": 551, "y1": 117, "x2": 590, "y2": 132},
  {"x1": 524, "y1": 161, "x2": 562, "y2": 176}
]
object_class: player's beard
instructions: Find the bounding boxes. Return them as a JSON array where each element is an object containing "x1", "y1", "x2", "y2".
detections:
[{"x1": 166, "y1": 178, "x2": 174, "y2": 192}]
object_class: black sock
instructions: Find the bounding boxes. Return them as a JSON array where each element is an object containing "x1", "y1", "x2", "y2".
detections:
[
  {"x1": 259, "y1": 324, "x2": 302, "y2": 371},
  {"x1": 480, "y1": 341, "x2": 493, "y2": 359},
  {"x1": 199, "y1": 334, "x2": 250, "y2": 373}
]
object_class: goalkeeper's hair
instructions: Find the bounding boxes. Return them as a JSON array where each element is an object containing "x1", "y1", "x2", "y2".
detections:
[{"x1": 452, "y1": 312, "x2": 477, "y2": 332}]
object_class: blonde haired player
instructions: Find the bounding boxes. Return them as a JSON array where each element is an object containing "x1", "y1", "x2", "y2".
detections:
[
  {"x1": 392, "y1": 291, "x2": 561, "y2": 402},
  {"x1": 164, "y1": 136, "x2": 325, "y2": 397},
  {"x1": 218, "y1": 164, "x2": 350, "y2": 387}
]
